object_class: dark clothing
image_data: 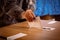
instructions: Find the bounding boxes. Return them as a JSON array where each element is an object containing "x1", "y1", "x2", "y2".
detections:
[{"x1": 0, "y1": 0, "x2": 35, "y2": 27}]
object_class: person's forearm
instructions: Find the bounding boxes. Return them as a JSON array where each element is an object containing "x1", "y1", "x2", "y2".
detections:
[{"x1": 7, "y1": 5, "x2": 25, "y2": 19}]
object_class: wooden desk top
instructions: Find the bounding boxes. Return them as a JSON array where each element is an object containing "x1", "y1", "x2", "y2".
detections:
[
  {"x1": 0, "y1": 20, "x2": 60, "y2": 40},
  {"x1": 0, "y1": 21, "x2": 42, "y2": 40}
]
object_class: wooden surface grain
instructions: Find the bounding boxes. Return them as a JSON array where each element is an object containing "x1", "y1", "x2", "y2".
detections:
[{"x1": 0, "y1": 20, "x2": 60, "y2": 40}]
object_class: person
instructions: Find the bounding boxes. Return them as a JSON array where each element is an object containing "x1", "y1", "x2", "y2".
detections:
[{"x1": 0, "y1": 0, "x2": 36, "y2": 27}]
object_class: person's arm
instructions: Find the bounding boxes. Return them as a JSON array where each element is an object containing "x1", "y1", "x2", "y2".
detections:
[
  {"x1": 22, "y1": 0, "x2": 36, "y2": 22},
  {"x1": 7, "y1": 0, "x2": 36, "y2": 22},
  {"x1": 7, "y1": 5, "x2": 25, "y2": 21}
]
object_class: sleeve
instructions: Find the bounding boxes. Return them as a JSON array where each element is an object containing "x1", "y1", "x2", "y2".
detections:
[
  {"x1": 7, "y1": 5, "x2": 25, "y2": 22},
  {"x1": 28, "y1": 0, "x2": 36, "y2": 11}
]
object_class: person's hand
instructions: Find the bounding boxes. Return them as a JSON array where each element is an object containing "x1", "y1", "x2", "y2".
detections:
[{"x1": 23, "y1": 9, "x2": 35, "y2": 22}]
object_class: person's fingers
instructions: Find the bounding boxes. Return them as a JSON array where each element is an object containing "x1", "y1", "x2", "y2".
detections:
[
  {"x1": 28, "y1": 10, "x2": 36, "y2": 20},
  {"x1": 30, "y1": 11, "x2": 35, "y2": 19},
  {"x1": 25, "y1": 14, "x2": 32, "y2": 21},
  {"x1": 25, "y1": 11, "x2": 33, "y2": 22},
  {"x1": 24, "y1": 9, "x2": 36, "y2": 22},
  {"x1": 26, "y1": 10, "x2": 35, "y2": 18}
]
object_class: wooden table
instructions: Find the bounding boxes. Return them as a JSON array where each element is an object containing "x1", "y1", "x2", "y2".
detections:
[{"x1": 0, "y1": 20, "x2": 60, "y2": 40}]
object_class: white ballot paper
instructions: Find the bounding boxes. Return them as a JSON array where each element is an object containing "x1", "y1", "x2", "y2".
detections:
[
  {"x1": 27, "y1": 17, "x2": 42, "y2": 29},
  {"x1": 7, "y1": 33, "x2": 27, "y2": 40},
  {"x1": 48, "y1": 21, "x2": 57, "y2": 24},
  {"x1": 43, "y1": 27, "x2": 55, "y2": 31}
]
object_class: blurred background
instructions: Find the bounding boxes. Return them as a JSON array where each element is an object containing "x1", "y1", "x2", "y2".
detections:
[{"x1": 34, "y1": 0, "x2": 60, "y2": 21}]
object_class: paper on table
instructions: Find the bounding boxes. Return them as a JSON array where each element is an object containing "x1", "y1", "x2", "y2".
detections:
[
  {"x1": 43, "y1": 27, "x2": 55, "y2": 31},
  {"x1": 7, "y1": 33, "x2": 27, "y2": 40},
  {"x1": 27, "y1": 17, "x2": 42, "y2": 29},
  {"x1": 48, "y1": 21, "x2": 57, "y2": 24}
]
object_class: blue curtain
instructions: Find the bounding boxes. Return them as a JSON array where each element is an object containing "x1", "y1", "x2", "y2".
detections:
[{"x1": 34, "y1": 0, "x2": 60, "y2": 16}]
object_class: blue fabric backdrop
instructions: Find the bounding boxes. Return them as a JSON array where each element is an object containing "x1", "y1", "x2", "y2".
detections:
[{"x1": 34, "y1": 0, "x2": 60, "y2": 16}]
